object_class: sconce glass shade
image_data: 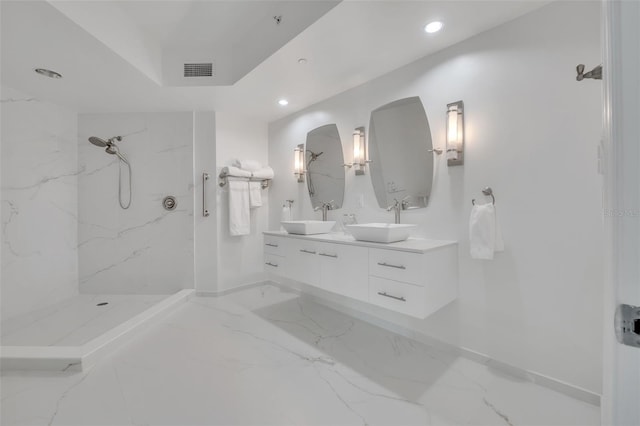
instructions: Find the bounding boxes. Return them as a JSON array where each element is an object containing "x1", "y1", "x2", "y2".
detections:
[
  {"x1": 446, "y1": 100, "x2": 464, "y2": 166},
  {"x1": 353, "y1": 127, "x2": 366, "y2": 175},
  {"x1": 294, "y1": 144, "x2": 305, "y2": 182}
]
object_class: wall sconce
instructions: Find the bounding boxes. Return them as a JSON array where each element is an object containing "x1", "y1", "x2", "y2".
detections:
[
  {"x1": 353, "y1": 126, "x2": 366, "y2": 175},
  {"x1": 446, "y1": 100, "x2": 464, "y2": 166},
  {"x1": 294, "y1": 143, "x2": 305, "y2": 182}
]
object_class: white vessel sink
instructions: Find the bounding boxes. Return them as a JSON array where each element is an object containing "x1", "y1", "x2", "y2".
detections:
[
  {"x1": 346, "y1": 223, "x2": 416, "y2": 243},
  {"x1": 281, "y1": 220, "x2": 336, "y2": 235}
]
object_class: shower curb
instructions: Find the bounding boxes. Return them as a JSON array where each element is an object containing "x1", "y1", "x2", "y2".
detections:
[{"x1": 0, "y1": 289, "x2": 194, "y2": 372}]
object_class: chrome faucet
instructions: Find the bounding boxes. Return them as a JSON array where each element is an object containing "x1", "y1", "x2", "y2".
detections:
[
  {"x1": 314, "y1": 201, "x2": 334, "y2": 221},
  {"x1": 387, "y1": 197, "x2": 410, "y2": 224}
]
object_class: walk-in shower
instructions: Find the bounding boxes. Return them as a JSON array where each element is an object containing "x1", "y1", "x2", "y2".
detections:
[{"x1": 88, "y1": 135, "x2": 132, "y2": 209}]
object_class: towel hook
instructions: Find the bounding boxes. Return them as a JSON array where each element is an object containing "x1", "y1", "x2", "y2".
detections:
[{"x1": 472, "y1": 187, "x2": 495, "y2": 206}]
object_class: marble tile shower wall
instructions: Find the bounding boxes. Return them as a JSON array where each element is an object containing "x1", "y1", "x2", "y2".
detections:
[
  {"x1": 78, "y1": 113, "x2": 194, "y2": 294},
  {"x1": 1, "y1": 86, "x2": 80, "y2": 321}
]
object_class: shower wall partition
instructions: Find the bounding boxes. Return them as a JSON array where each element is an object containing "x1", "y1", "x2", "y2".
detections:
[
  {"x1": 1, "y1": 88, "x2": 196, "y2": 364},
  {"x1": 78, "y1": 112, "x2": 194, "y2": 294},
  {"x1": 1, "y1": 86, "x2": 79, "y2": 321}
]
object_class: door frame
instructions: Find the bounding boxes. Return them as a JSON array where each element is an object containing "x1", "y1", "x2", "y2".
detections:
[{"x1": 601, "y1": 0, "x2": 640, "y2": 424}]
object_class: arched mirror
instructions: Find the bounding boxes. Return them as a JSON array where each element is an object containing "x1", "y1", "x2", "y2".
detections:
[
  {"x1": 305, "y1": 124, "x2": 345, "y2": 209},
  {"x1": 368, "y1": 96, "x2": 434, "y2": 209}
]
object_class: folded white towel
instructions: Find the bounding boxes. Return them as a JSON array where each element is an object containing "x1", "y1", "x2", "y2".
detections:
[
  {"x1": 228, "y1": 180, "x2": 250, "y2": 236},
  {"x1": 249, "y1": 181, "x2": 262, "y2": 208},
  {"x1": 251, "y1": 166, "x2": 274, "y2": 179},
  {"x1": 469, "y1": 203, "x2": 501, "y2": 260},
  {"x1": 222, "y1": 166, "x2": 252, "y2": 178},
  {"x1": 233, "y1": 159, "x2": 262, "y2": 172}
]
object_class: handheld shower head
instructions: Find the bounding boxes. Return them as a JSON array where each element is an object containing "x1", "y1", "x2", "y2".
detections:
[
  {"x1": 105, "y1": 143, "x2": 129, "y2": 165},
  {"x1": 87, "y1": 135, "x2": 131, "y2": 209}
]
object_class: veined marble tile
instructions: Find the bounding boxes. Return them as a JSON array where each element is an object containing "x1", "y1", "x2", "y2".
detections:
[
  {"x1": 1, "y1": 284, "x2": 599, "y2": 426},
  {"x1": 1, "y1": 86, "x2": 79, "y2": 321},
  {"x1": 1, "y1": 294, "x2": 168, "y2": 347},
  {"x1": 78, "y1": 113, "x2": 194, "y2": 295}
]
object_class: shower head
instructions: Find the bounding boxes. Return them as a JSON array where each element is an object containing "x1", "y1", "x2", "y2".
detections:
[
  {"x1": 88, "y1": 135, "x2": 122, "y2": 148},
  {"x1": 88, "y1": 136, "x2": 109, "y2": 147},
  {"x1": 88, "y1": 136, "x2": 129, "y2": 164}
]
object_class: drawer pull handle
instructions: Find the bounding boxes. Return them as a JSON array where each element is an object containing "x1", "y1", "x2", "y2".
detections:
[
  {"x1": 265, "y1": 243, "x2": 278, "y2": 247},
  {"x1": 377, "y1": 262, "x2": 406, "y2": 270},
  {"x1": 319, "y1": 253, "x2": 338, "y2": 258},
  {"x1": 377, "y1": 292, "x2": 406, "y2": 302},
  {"x1": 300, "y1": 249, "x2": 316, "y2": 254},
  {"x1": 265, "y1": 262, "x2": 278, "y2": 268}
]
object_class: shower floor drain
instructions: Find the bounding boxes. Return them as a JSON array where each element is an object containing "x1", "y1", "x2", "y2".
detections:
[{"x1": 96, "y1": 302, "x2": 109, "y2": 306}]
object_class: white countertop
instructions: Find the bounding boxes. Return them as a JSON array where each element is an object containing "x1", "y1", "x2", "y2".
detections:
[{"x1": 263, "y1": 231, "x2": 456, "y2": 254}]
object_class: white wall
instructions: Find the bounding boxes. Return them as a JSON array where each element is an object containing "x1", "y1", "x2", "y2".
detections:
[
  {"x1": 215, "y1": 112, "x2": 269, "y2": 292},
  {"x1": 78, "y1": 112, "x2": 194, "y2": 294},
  {"x1": 268, "y1": 1, "x2": 603, "y2": 393},
  {"x1": 1, "y1": 86, "x2": 79, "y2": 320}
]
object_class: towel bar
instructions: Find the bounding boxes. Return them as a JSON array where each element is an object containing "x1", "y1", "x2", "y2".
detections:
[
  {"x1": 472, "y1": 187, "x2": 495, "y2": 205},
  {"x1": 218, "y1": 170, "x2": 271, "y2": 189}
]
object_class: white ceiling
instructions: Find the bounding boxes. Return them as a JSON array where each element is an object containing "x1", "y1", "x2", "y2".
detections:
[{"x1": 1, "y1": 0, "x2": 550, "y2": 122}]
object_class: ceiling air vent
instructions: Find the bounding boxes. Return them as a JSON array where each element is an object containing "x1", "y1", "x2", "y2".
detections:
[{"x1": 184, "y1": 63, "x2": 214, "y2": 78}]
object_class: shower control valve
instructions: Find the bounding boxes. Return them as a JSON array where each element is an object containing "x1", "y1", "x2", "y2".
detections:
[{"x1": 163, "y1": 196, "x2": 177, "y2": 211}]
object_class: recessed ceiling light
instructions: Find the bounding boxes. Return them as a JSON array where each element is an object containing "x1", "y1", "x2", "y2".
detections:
[
  {"x1": 298, "y1": 58, "x2": 308, "y2": 65},
  {"x1": 424, "y1": 21, "x2": 443, "y2": 34},
  {"x1": 34, "y1": 68, "x2": 63, "y2": 79},
  {"x1": 278, "y1": 99, "x2": 289, "y2": 106}
]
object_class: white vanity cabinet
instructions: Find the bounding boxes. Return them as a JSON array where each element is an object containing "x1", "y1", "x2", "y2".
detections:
[
  {"x1": 286, "y1": 239, "x2": 321, "y2": 286},
  {"x1": 317, "y1": 242, "x2": 369, "y2": 301},
  {"x1": 263, "y1": 232, "x2": 458, "y2": 319},
  {"x1": 263, "y1": 235, "x2": 289, "y2": 277}
]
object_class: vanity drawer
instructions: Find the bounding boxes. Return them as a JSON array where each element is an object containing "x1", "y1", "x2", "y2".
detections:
[
  {"x1": 264, "y1": 236, "x2": 286, "y2": 256},
  {"x1": 368, "y1": 276, "x2": 426, "y2": 318},
  {"x1": 369, "y1": 248, "x2": 425, "y2": 286}
]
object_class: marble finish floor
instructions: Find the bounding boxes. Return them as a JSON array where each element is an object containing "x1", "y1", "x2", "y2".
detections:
[
  {"x1": 1, "y1": 294, "x2": 168, "y2": 346},
  {"x1": 1, "y1": 285, "x2": 599, "y2": 425}
]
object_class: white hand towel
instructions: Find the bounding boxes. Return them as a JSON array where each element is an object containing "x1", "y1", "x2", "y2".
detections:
[
  {"x1": 222, "y1": 166, "x2": 252, "y2": 178},
  {"x1": 251, "y1": 166, "x2": 274, "y2": 179},
  {"x1": 494, "y1": 209, "x2": 504, "y2": 252},
  {"x1": 469, "y1": 203, "x2": 497, "y2": 260},
  {"x1": 233, "y1": 159, "x2": 262, "y2": 172},
  {"x1": 249, "y1": 181, "x2": 262, "y2": 208},
  {"x1": 228, "y1": 180, "x2": 250, "y2": 236}
]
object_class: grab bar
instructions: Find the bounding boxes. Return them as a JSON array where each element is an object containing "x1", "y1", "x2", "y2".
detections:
[{"x1": 203, "y1": 173, "x2": 210, "y2": 217}]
